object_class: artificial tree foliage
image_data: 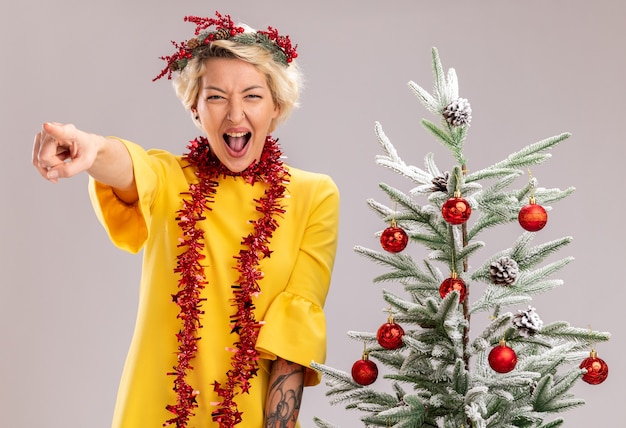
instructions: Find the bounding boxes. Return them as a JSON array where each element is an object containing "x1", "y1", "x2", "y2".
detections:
[{"x1": 312, "y1": 48, "x2": 610, "y2": 428}]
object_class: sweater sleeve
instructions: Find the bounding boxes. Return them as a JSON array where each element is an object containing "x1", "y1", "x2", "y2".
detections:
[
  {"x1": 88, "y1": 138, "x2": 163, "y2": 254},
  {"x1": 255, "y1": 174, "x2": 340, "y2": 386}
]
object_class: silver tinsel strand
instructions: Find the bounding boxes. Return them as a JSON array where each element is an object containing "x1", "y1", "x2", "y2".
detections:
[
  {"x1": 443, "y1": 98, "x2": 472, "y2": 127},
  {"x1": 513, "y1": 306, "x2": 543, "y2": 337},
  {"x1": 489, "y1": 256, "x2": 519, "y2": 286}
]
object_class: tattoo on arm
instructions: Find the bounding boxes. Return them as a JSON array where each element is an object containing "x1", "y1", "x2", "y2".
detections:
[{"x1": 264, "y1": 358, "x2": 305, "y2": 428}]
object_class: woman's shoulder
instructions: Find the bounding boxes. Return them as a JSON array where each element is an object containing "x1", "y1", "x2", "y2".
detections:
[
  {"x1": 113, "y1": 138, "x2": 186, "y2": 167},
  {"x1": 284, "y1": 165, "x2": 339, "y2": 199},
  {"x1": 146, "y1": 148, "x2": 185, "y2": 164},
  {"x1": 113, "y1": 140, "x2": 189, "y2": 183},
  {"x1": 285, "y1": 165, "x2": 333, "y2": 181},
  {"x1": 286, "y1": 165, "x2": 337, "y2": 187}
]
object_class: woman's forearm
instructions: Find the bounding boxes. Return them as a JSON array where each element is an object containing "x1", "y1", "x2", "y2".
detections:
[
  {"x1": 87, "y1": 135, "x2": 137, "y2": 203},
  {"x1": 87, "y1": 136, "x2": 133, "y2": 187},
  {"x1": 33, "y1": 122, "x2": 137, "y2": 203},
  {"x1": 264, "y1": 358, "x2": 305, "y2": 428}
]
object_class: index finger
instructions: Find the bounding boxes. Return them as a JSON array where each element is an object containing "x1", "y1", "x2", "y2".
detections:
[
  {"x1": 42, "y1": 122, "x2": 78, "y2": 142},
  {"x1": 36, "y1": 123, "x2": 76, "y2": 167}
]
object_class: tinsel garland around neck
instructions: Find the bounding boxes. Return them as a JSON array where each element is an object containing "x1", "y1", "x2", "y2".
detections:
[{"x1": 165, "y1": 135, "x2": 290, "y2": 428}]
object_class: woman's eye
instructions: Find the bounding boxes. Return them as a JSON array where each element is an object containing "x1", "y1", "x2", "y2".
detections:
[{"x1": 206, "y1": 95, "x2": 222, "y2": 100}]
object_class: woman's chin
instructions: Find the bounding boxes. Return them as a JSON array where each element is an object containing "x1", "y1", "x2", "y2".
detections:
[
  {"x1": 217, "y1": 144, "x2": 250, "y2": 171},
  {"x1": 222, "y1": 155, "x2": 255, "y2": 173}
]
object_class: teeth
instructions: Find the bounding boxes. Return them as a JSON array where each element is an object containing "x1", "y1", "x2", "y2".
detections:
[{"x1": 226, "y1": 132, "x2": 248, "y2": 137}]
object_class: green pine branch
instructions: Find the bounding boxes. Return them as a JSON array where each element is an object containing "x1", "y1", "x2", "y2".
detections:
[
  {"x1": 532, "y1": 370, "x2": 586, "y2": 413},
  {"x1": 539, "y1": 321, "x2": 611, "y2": 344},
  {"x1": 313, "y1": 417, "x2": 340, "y2": 428},
  {"x1": 483, "y1": 133, "x2": 571, "y2": 171},
  {"x1": 374, "y1": 122, "x2": 435, "y2": 185},
  {"x1": 470, "y1": 235, "x2": 574, "y2": 284},
  {"x1": 537, "y1": 418, "x2": 565, "y2": 428}
]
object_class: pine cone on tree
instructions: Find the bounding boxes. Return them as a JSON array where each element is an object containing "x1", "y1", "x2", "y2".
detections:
[
  {"x1": 431, "y1": 171, "x2": 449, "y2": 193},
  {"x1": 489, "y1": 256, "x2": 519, "y2": 285},
  {"x1": 443, "y1": 98, "x2": 472, "y2": 127},
  {"x1": 513, "y1": 306, "x2": 544, "y2": 337}
]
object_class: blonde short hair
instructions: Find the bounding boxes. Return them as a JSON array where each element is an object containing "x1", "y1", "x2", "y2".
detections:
[{"x1": 173, "y1": 38, "x2": 303, "y2": 132}]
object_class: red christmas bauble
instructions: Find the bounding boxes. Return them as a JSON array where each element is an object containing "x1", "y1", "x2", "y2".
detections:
[
  {"x1": 439, "y1": 276, "x2": 467, "y2": 302},
  {"x1": 380, "y1": 226, "x2": 409, "y2": 253},
  {"x1": 377, "y1": 322, "x2": 405, "y2": 350},
  {"x1": 351, "y1": 357, "x2": 378, "y2": 385},
  {"x1": 442, "y1": 197, "x2": 471, "y2": 225},
  {"x1": 518, "y1": 202, "x2": 547, "y2": 232},
  {"x1": 580, "y1": 351, "x2": 609, "y2": 385},
  {"x1": 488, "y1": 341, "x2": 517, "y2": 373}
]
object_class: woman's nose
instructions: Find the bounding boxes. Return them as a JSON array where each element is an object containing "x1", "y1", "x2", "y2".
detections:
[{"x1": 227, "y1": 104, "x2": 246, "y2": 123}]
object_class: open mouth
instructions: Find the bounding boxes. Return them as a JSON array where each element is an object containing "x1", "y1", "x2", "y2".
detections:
[{"x1": 224, "y1": 132, "x2": 251, "y2": 153}]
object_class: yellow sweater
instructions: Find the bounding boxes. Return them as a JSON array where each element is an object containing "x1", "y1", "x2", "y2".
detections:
[{"x1": 89, "y1": 139, "x2": 340, "y2": 427}]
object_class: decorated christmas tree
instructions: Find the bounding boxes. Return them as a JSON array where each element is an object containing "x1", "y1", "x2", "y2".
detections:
[{"x1": 311, "y1": 48, "x2": 611, "y2": 428}]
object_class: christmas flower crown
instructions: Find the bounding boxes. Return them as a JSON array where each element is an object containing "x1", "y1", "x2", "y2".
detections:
[{"x1": 153, "y1": 11, "x2": 298, "y2": 81}]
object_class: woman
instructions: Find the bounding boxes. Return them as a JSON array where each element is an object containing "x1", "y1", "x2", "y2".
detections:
[{"x1": 32, "y1": 12, "x2": 339, "y2": 428}]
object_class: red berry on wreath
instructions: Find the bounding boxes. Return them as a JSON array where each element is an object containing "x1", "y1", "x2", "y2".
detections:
[
  {"x1": 579, "y1": 349, "x2": 609, "y2": 385},
  {"x1": 518, "y1": 197, "x2": 548, "y2": 232},
  {"x1": 442, "y1": 191, "x2": 471, "y2": 225},
  {"x1": 380, "y1": 225, "x2": 408, "y2": 253},
  {"x1": 377, "y1": 319, "x2": 405, "y2": 350},
  {"x1": 439, "y1": 272, "x2": 467, "y2": 302},
  {"x1": 351, "y1": 352, "x2": 378, "y2": 385},
  {"x1": 488, "y1": 339, "x2": 517, "y2": 373}
]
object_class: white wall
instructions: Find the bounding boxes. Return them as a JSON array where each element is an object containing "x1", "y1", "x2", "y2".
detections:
[{"x1": 2, "y1": 0, "x2": 624, "y2": 426}]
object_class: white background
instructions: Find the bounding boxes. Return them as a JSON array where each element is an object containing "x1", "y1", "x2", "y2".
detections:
[{"x1": 1, "y1": 0, "x2": 624, "y2": 426}]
